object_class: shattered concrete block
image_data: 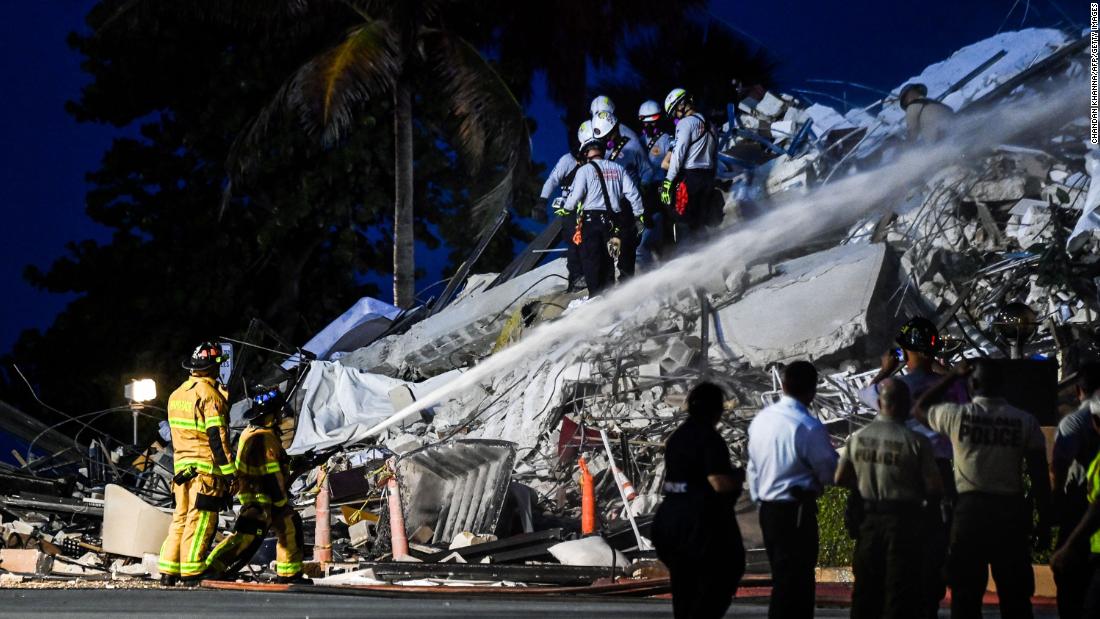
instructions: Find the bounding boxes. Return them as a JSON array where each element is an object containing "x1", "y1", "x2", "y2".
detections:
[
  {"x1": 449, "y1": 532, "x2": 497, "y2": 549},
  {"x1": 714, "y1": 243, "x2": 910, "y2": 367},
  {"x1": 349, "y1": 520, "x2": 372, "y2": 548},
  {"x1": 101, "y1": 484, "x2": 172, "y2": 559},
  {"x1": 0, "y1": 549, "x2": 52, "y2": 575},
  {"x1": 658, "y1": 339, "x2": 696, "y2": 374},
  {"x1": 637, "y1": 363, "x2": 661, "y2": 379},
  {"x1": 755, "y1": 91, "x2": 787, "y2": 119},
  {"x1": 966, "y1": 176, "x2": 1028, "y2": 202}
]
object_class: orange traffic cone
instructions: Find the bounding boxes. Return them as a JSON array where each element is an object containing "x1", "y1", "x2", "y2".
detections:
[{"x1": 578, "y1": 456, "x2": 596, "y2": 535}]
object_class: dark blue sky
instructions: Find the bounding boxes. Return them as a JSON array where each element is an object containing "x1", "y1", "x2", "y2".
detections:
[{"x1": 0, "y1": 0, "x2": 1082, "y2": 353}]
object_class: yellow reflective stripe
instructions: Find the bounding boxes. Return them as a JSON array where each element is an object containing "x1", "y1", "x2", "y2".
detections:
[
  {"x1": 1089, "y1": 452, "x2": 1100, "y2": 553},
  {"x1": 180, "y1": 560, "x2": 206, "y2": 576},
  {"x1": 204, "y1": 416, "x2": 225, "y2": 429},
  {"x1": 189, "y1": 511, "x2": 212, "y2": 563},
  {"x1": 158, "y1": 559, "x2": 181, "y2": 572},
  {"x1": 217, "y1": 462, "x2": 237, "y2": 475},
  {"x1": 174, "y1": 460, "x2": 212, "y2": 474},
  {"x1": 233, "y1": 460, "x2": 279, "y2": 476},
  {"x1": 168, "y1": 418, "x2": 202, "y2": 431},
  {"x1": 276, "y1": 562, "x2": 302, "y2": 576},
  {"x1": 237, "y1": 492, "x2": 273, "y2": 505},
  {"x1": 264, "y1": 461, "x2": 281, "y2": 473}
]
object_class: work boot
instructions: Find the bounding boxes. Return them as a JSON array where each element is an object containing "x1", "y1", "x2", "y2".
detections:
[
  {"x1": 159, "y1": 574, "x2": 179, "y2": 587},
  {"x1": 178, "y1": 576, "x2": 203, "y2": 588},
  {"x1": 275, "y1": 574, "x2": 311, "y2": 585}
]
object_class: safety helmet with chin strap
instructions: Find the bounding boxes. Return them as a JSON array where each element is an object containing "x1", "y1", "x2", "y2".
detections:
[
  {"x1": 243, "y1": 384, "x2": 285, "y2": 423},
  {"x1": 183, "y1": 341, "x2": 225, "y2": 372},
  {"x1": 590, "y1": 95, "x2": 615, "y2": 116},
  {"x1": 576, "y1": 120, "x2": 603, "y2": 156},
  {"x1": 664, "y1": 88, "x2": 690, "y2": 116},
  {"x1": 591, "y1": 111, "x2": 618, "y2": 140},
  {"x1": 638, "y1": 100, "x2": 661, "y2": 123}
]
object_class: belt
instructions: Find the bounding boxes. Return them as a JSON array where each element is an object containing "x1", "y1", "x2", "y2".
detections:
[
  {"x1": 862, "y1": 500, "x2": 922, "y2": 514},
  {"x1": 582, "y1": 210, "x2": 610, "y2": 219}
]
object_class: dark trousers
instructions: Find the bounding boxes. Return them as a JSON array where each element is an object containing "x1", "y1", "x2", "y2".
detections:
[
  {"x1": 612, "y1": 208, "x2": 637, "y2": 280},
  {"x1": 559, "y1": 215, "x2": 583, "y2": 290},
  {"x1": 1084, "y1": 555, "x2": 1100, "y2": 617},
  {"x1": 852, "y1": 511, "x2": 923, "y2": 619},
  {"x1": 947, "y1": 492, "x2": 1034, "y2": 619},
  {"x1": 920, "y1": 500, "x2": 950, "y2": 619},
  {"x1": 666, "y1": 551, "x2": 741, "y2": 619},
  {"x1": 578, "y1": 211, "x2": 613, "y2": 296},
  {"x1": 759, "y1": 500, "x2": 818, "y2": 619},
  {"x1": 674, "y1": 168, "x2": 716, "y2": 244},
  {"x1": 1055, "y1": 494, "x2": 1090, "y2": 619}
]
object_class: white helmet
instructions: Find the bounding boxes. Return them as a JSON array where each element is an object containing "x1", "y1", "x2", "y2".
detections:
[
  {"x1": 591, "y1": 111, "x2": 618, "y2": 139},
  {"x1": 638, "y1": 100, "x2": 661, "y2": 123},
  {"x1": 576, "y1": 120, "x2": 601, "y2": 155},
  {"x1": 590, "y1": 95, "x2": 615, "y2": 116},
  {"x1": 664, "y1": 88, "x2": 689, "y2": 115}
]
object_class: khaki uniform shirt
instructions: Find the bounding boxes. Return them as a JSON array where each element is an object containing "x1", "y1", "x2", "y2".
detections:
[
  {"x1": 841, "y1": 417, "x2": 938, "y2": 503},
  {"x1": 928, "y1": 396, "x2": 1045, "y2": 495}
]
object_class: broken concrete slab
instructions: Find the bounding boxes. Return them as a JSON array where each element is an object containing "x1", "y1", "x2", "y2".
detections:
[
  {"x1": 714, "y1": 243, "x2": 909, "y2": 367},
  {"x1": 101, "y1": 484, "x2": 172, "y2": 559},
  {"x1": 0, "y1": 549, "x2": 52, "y2": 575}
]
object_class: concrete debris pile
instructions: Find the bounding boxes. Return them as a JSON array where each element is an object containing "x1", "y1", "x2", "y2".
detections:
[
  {"x1": 267, "y1": 28, "x2": 1097, "y2": 587},
  {"x1": 1, "y1": 28, "x2": 1094, "y2": 592}
]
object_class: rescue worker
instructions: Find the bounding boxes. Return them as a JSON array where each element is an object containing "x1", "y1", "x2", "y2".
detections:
[
  {"x1": 1051, "y1": 395, "x2": 1100, "y2": 616},
  {"x1": 747, "y1": 360, "x2": 838, "y2": 619},
  {"x1": 653, "y1": 382, "x2": 746, "y2": 619},
  {"x1": 914, "y1": 359, "x2": 1051, "y2": 619},
  {"x1": 1050, "y1": 362, "x2": 1100, "y2": 618},
  {"x1": 836, "y1": 378, "x2": 943, "y2": 619},
  {"x1": 857, "y1": 317, "x2": 958, "y2": 618},
  {"x1": 591, "y1": 110, "x2": 652, "y2": 280},
  {"x1": 660, "y1": 88, "x2": 718, "y2": 243},
  {"x1": 204, "y1": 385, "x2": 306, "y2": 583},
  {"x1": 899, "y1": 83, "x2": 955, "y2": 143},
  {"x1": 158, "y1": 342, "x2": 235, "y2": 586},
  {"x1": 636, "y1": 99, "x2": 672, "y2": 271},
  {"x1": 536, "y1": 148, "x2": 585, "y2": 291},
  {"x1": 590, "y1": 95, "x2": 643, "y2": 149},
  {"x1": 559, "y1": 121, "x2": 644, "y2": 296}
]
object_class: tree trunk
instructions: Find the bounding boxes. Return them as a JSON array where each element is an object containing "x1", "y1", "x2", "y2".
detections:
[{"x1": 393, "y1": 77, "x2": 415, "y2": 308}]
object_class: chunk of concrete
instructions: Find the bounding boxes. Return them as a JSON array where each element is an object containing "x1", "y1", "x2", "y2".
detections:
[
  {"x1": 0, "y1": 549, "x2": 52, "y2": 575},
  {"x1": 101, "y1": 484, "x2": 173, "y2": 559},
  {"x1": 547, "y1": 536, "x2": 628, "y2": 568},
  {"x1": 714, "y1": 243, "x2": 907, "y2": 367}
]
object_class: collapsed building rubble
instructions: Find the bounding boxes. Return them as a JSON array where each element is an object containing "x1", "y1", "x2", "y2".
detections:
[{"x1": 0, "y1": 27, "x2": 1096, "y2": 593}]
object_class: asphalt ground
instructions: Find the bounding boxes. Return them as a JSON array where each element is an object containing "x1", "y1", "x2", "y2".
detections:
[{"x1": 0, "y1": 588, "x2": 1059, "y2": 618}]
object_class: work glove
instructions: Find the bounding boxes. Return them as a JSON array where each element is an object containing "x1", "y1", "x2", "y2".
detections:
[
  {"x1": 533, "y1": 197, "x2": 548, "y2": 223},
  {"x1": 659, "y1": 179, "x2": 673, "y2": 206},
  {"x1": 552, "y1": 197, "x2": 569, "y2": 218},
  {"x1": 635, "y1": 216, "x2": 645, "y2": 237},
  {"x1": 608, "y1": 237, "x2": 622, "y2": 260}
]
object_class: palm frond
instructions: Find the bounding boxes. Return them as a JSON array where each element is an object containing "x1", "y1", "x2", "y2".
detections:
[{"x1": 422, "y1": 30, "x2": 530, "y2": 226}]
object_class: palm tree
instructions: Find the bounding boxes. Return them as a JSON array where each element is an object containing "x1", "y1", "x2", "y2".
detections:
[{"x1": 105, "y1": 0, "x2": 530, "y2": 309}]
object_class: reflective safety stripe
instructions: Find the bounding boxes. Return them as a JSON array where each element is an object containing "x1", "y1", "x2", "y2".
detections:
[
  {"x1": 237, "y1": 492, "x2": 274, "y2": 505},
  {"x1": 168, "y1": 416, "x2": 224, "y2": 431},
  {"x1": 180, "y1": 560, "x2": 206, "y2": 576},
  {"x1": 1088, "y1": 451, "x2": 1100, "y2": 554},
  {"x1": 234, "y1": 460, "x2": 282, "y2": 476},
  {"x1": 158, "y1": 559, "x2": 181, "y2": 574},
  {"x1": 175, "y1": 459, "x2": 212, "y2": 474},
  {"x1": 276, "y1": 561, "x2": 303, "y2": 576},
  {"x1": 189, "y1": 511, "x2": 212, "y2": 564},
  {"x1": 217, "y1": 461, "x2": 237, "y2": 476}
]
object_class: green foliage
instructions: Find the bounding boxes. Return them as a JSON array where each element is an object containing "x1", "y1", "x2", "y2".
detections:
[{"x1": 818, "y1": 486, "x2": 857, "y2": 567}]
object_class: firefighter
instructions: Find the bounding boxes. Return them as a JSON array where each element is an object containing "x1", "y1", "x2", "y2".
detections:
[
  {"x1": 158, "y1": 342, "x2": 236, "y2": 586},
  {"x1": 591, "y1": 110, "x2": 653, "y2": 281},
  {"x1": 660, "y1": 88, "x2": 717, "y2": 243},
  {"x1": 204, "y1": 385, "x2": 306, "y2": 583},
  {"x1": 559, "y1": 121, "x2": 644, "y2": 296}
]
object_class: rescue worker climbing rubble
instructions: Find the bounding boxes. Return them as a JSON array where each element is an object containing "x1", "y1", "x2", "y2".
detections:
[
  {"x1": 660, "y1": 87, "x2": 718, "y2": 243},
  {"x1": 561, "y1": 120, "x2": 644, "y2": 296},
  {"x1": 591, "y1": 110, "x2": 652, "y2": 281},
  {"x1": 204, "y1": 385, "x2": 306, "y2": 583},
  {"x1": 636, "y1": 99, "x2": 672, "y2": 271},
  {"x1": 158, "y1": 341, "x2": 235, "y2": 586}
]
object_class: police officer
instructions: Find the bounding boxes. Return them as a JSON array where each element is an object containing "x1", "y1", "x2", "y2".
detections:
[
  {"x1": 653, "y1": 382, "x2": 746, "y2": 619},
  {"x1": 559, "y1": 121, "x2": 643, "y2": 296},
  {"x1": 1050, "y1": 362, "x2": 1100, "y2": 618},
  {"x1": 536, "y1": 149, "x2": 585, "y2": 290},
  {"x1": 204, "y1": 385, "x2": 306, "y2": 583},
  {"x1": 1052, "y1": 396, "x2": 1100, "y2": 616},
  {"x1": 836, "y1": 378, "x2": 943, "y2": 619},
  {"x1": 158, "y1": 342, "x2": 236, "y2": 586},
  {"x1": 660, "y1": 87, "x2": 717, "y2": 243},
  {"x1": 915, "y1": 360, "x2": 1051, "y2": 618},
  {"x1": 747, "y1": 360, "x2": 838, "y2": 619},
  {"x1": 858, "y1": 317, "x2": 957, "y2": 618},
  {"x1": 591, "y1": 110, "x2": 652, "y2": 281}
]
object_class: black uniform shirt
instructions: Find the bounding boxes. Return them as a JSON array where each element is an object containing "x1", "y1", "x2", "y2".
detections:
[{"x1": 664, "y1": 417, "x2": 736, "y2": 497}]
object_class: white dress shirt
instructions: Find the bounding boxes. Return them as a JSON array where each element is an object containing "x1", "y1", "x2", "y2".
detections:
[{"x1": 747, "y1": 395, "x2": 839, "y2": 502}]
